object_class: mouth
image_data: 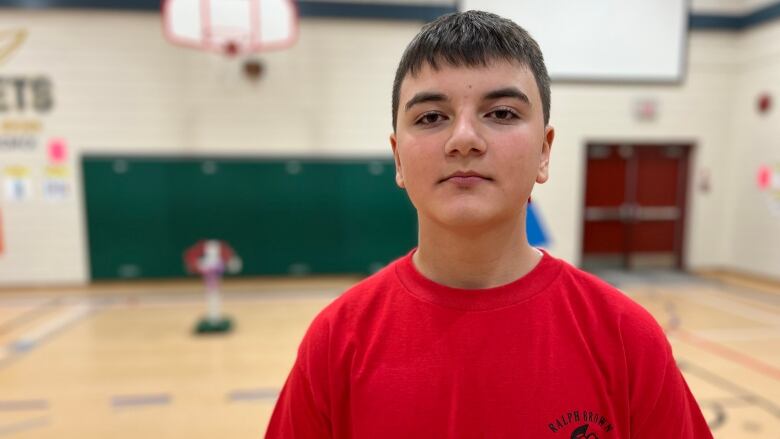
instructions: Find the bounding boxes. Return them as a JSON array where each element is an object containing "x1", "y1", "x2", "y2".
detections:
[
  {"x1": 440, "y1": 171, "x2": 491, "y2": 183},
  {"x1": 439, "y1": 171, "x2": 492, "y2": 186}
]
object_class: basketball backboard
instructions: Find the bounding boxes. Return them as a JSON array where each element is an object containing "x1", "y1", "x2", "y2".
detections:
[{"x1": 163, "y1": 0, "x2": 298, "y2": 56}]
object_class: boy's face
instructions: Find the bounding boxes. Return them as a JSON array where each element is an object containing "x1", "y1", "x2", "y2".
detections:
[{"x1": 391, "y1": 60, "x2": 554, "y2": 231}]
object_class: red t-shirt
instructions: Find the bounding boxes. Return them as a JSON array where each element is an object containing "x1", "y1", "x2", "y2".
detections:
[{"x1": 266, "y1": 250, "x2": 712, "y2": 438}]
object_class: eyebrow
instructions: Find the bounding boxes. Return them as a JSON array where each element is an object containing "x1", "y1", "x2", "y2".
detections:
[
  {"x1": 483, "y1": 87, "x2": 531, "y2": 106},
  {"x1": 404, "y1": 92, "x2": 447, "y2": 112}
]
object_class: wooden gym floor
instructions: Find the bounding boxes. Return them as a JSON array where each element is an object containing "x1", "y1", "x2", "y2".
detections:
[{"x1": 0, "y1": 271, "x2": 778, "y2": 438}]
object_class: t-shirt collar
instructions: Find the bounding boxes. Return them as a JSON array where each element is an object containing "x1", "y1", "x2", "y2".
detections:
[{"x1": 394, "y1": 247, "x2": 563, "y2": 311}]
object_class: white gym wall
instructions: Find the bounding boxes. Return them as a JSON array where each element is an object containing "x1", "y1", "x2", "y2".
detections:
[{"x1": 0, "y1": 1, "x2": 778, "y2": 285}]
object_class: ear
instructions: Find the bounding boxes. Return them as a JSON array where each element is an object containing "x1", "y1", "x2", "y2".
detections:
[
  {"x1": 390, "y1": 133, "x2": 405, "y2": 189},
  {"x1": 536, "y1": 125, "x2": 554, "y2": 184}
]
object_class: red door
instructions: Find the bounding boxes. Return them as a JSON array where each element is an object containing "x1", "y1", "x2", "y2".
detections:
[{"x1": 582, "y1": 144, "x2": 690, "y2": 270}]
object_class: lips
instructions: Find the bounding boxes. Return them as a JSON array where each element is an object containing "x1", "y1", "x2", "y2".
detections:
[
  {"x1": 439, "y1": 171, "x2": 492, "y2": 188},
  {"x1": 441, "y1": 171, "x2": 491, "y2": 182}
]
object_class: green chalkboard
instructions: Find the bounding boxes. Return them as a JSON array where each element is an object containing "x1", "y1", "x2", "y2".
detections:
[{"x1": 82, "y1": 156, "x2": 417, "y2": 280}]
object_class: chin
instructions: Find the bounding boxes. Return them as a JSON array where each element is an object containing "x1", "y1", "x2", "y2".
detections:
[{"x1": 430, "y1": 204, "x2": 503, "y2": 230}]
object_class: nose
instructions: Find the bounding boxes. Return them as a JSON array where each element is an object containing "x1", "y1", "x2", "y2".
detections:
[{"x1": 443, "y1": 114, "x2": 487, "y2": 157}]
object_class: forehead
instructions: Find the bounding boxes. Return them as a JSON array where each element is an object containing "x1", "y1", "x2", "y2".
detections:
[{"x1": 400, "y1": 60, "x2": 540, "y2": 103}]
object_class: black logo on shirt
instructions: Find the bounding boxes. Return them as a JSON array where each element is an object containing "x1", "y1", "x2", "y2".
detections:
[
  {"x1": 547, "y1": 410, "x2": 613, "y2": 436},
  {"x1": 570, "y1": 424, "x2": 598, "y2": 439}
]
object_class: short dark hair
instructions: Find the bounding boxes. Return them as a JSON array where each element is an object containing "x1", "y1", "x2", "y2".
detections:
[{"x1": 391, "y1": 10, "x2": 551, "y2": 130}]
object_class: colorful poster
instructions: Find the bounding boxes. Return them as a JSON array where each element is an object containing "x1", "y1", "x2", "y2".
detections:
[
  {"x1": 47, "y1": 138, "x2": 67, "y2": 163},
  {"x1": 757, "y1": 164, "x2": 780, "y2": 216},
  {"x1": 3, "y1": 165, "x2": 32, "y2": 202},
  {"x1": 43, "y1": 165, "x2": 69, "y2": 202}
]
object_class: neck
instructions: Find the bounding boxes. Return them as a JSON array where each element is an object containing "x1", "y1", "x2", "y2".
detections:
[{"x1": 413, "y1": 212, "x2": 542, "y2": 289}]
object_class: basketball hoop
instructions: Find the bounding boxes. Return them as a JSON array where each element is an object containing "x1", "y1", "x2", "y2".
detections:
[
  {"x1": 183, "y1": 239, "x2": 242, "y2": 334},
  {"x1": 162, "y1": 0, "x2": 298, "y2": 57},
  {"x1": 184, "y1": 239, "x2": 242, "y2": 276}
]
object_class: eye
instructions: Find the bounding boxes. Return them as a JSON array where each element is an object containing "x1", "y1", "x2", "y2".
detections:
[
  {"x1": 487, "y1": 108, "x2": 519, "y2": 122},
  {"x1": 415, "y1": 112, "x2": 447, "y2": 125}
]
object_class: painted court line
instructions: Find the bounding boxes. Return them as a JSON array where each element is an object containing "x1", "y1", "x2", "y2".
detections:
[
  {"x1": 680, "y1": 360, "x2": 780, "y2": 419},
  {"x1": 676, "y1": 328, "x2": 780, "y2": 381},
  {"x1": 0, "y1": 296, "x2": 60, "y2": 307},
  {"x1": 693, "y1": 327, "x2": 780, "y2": 341},
  {"x1": 10, "y1": 303, "x2": 93, "y2": 353},
  {"x1": 699, "y1": 400, "x2": 726, "y2": 431},
  {"x1": 698, "y1": 396, "x2": 758, "y2": 408},
  {"x1": 111, "y1": 393, "x2": 171, "y2": 409},
  {"x1": 667, "y1": 298, "x2": 780, "y2": 400},
  {"x1": 0, "y1": 416, "x2": 50, "y2": 437},
  {"x1": 0, "y1": 302, "x2": 96, "y2": 370},
  {"x1": 115, "y1": 292, "x2": 341, "y2": 309},
  {"x1": 0, "y1": 399, "x2": 49, "y2": 412},
  {"x1": 709, "y1": 278, "x2": 780, "y2": 306},
  {"x1": 227, "y1": 388, "x2": 280, "y2": 402},
  {"x1": 712, "y1": 286, "x2": 780, "y2": 311},
  {"x1": 686, "y1": 292, "x2": 780, "y2": 327},
  {"x1": 0, "y1": 298, "x2": 61, "y2": 335}
]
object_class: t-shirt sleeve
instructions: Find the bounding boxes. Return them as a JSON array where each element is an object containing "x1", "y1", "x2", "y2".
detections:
[
  {"x1": 624, "y1": 310, "x2": 712, "y2": 438},
  {"x1": 265, "y1": 362, "x2": 331, "y2": 438},
  {"x1": 265, "y1": 315, "x2": 333, "y2": 438},
  {"x1": 631, "y1": 346, "x2": 713, "y2": 438}
]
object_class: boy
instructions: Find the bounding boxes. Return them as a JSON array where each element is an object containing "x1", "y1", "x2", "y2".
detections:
[{"x1": 266, "y1": 10, "x2": 712, "y2": 438}]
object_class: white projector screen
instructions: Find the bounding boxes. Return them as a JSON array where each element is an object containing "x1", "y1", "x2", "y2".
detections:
[{"x1": 460, "y1": 0, "x2": 688, "y2": 82}]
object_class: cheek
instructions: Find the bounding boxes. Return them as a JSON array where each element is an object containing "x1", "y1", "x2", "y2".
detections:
[
  {"x1": 403, "y1": 160, "x2": 436, "y2": 196},
  {"x1": 492, "y1": 137, "x2": 542, "y2": 185},
  {"x1": 399, "y1": 140, "x2": 439, "y2": 185}
]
